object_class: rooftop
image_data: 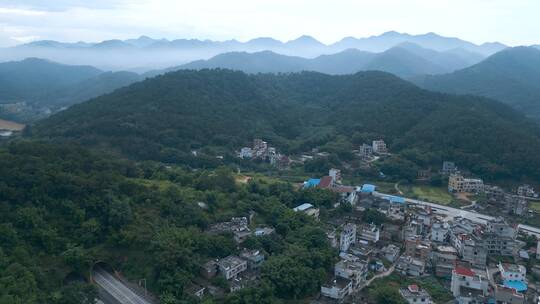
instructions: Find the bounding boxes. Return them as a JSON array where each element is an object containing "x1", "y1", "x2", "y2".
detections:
[
  {"x1": 319, "y1": 176, "x2": 333, "y2": 188},
  {"x1": 361, "y1": 184, "x2": 376, "y2": 193},
  {"x1": 322, "y1": 277, "x2": 352, "y2": 289},
  {"x1": 293, "y1": 203, "x2": 314, "y2": 212},
  {"x1": 454, "y1": 266, "x2": 475, "y2": 277},
  {"x1": 217, "y1": 256, "x2": 245, "y2": 270},
  {"x1": 503, "y1": 280, "x2": 527, "y2": 292},
  {"x1": 400, "y1": 285, "x2": 431, "y2": 299}
]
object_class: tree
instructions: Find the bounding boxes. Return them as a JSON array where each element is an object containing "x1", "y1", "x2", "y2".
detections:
[{"x1": 373, "y1": 286, "x2": 407, "y2": 304}]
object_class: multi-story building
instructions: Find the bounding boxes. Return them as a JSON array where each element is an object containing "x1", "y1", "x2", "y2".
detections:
[
  {"x1": 240, "y1": 250, "x2": 265, "y2": 269},
  {"x1": 372, "y1": 140, "x2": 388, "y2": 154},
  {"x1": 484, "y1": 217, "x2": 517, "y2": 256},
  {"x1": 517, "y1": 184, "x2": 536, "y2": 198},
  {"x1": 432, "y1": 246, "x2": 458, "y2": 278},
  {"x1": 404, "y1": 237, "x2": 431, "y2": 261},
  {"x1": 441, "y1": 161, "x2": 458, "y2": 175},
  {"x1": 431, "y1": 222, "x2": 449, "y2": 242},
  {"x1": 340, "y1": 223, "x2": 357, "y2": 252},
  {"x1": 329, "y1": 168, "x2": 342, "y2": 184},
  {"x1": 239, "y1": 147, "x2": 253, "y2": 159},
  {"x1": 396, "y1": 255, "x2": 425, "y2": 277},
  {"x1": 451, "y1": 267, "x2": 489, "y2": 303},
  {"x1": 399, "y1": 284, "x2": 433, "y2": 304},
  {"x1": 462, "y1": 238, "x2": 488, "y2": 267},
  {"x1": 484, "y1": 185, "x2": 505, "y2": 200},
  {"x1": 448, "y1": 173, "x2": 484, "y2": 193},
  {"x1": 218, "y1": 256, "x2": 248, "y2": 280},
  {"x1": 381, "y1": 244, "x2": 400, "y2": 263},
  {"x1": 321, "y1": 277, "x2": 352, "y2": 300},
  {"x1": 494, "y1": 285, "x2": 525, "y2": 304},
  {"x1": 334, "y1": 259, "x2": 368, "y2": 290},
  {"x1": 359, "y1": 223, "x2": 380, "y2": 243},
  {"x1": 359, "y1": 143, "x2": 373, "y2": 158},
  {"x1": 498, "y1": 262, "x2": 526, "y2": 283}
]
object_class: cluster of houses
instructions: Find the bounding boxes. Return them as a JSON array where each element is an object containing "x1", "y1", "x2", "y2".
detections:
[
  {"x1": 306, "y1": 181, "x2": 536, "y2": 304},
  {"x1": 358, "y1": 139, "x2": 389, "y2": 160},
  {"x1": 441, "y1": 161, "x2": 537, "y2": 219},
  {"x1": 187, "y1": 215, "x2": 276, "y2": 297},
  {"x1": 238, "y1": 138, "x2": 290, "y2": 168},
  {"x1": 303, "y1": 169, "x2": 358, "y2": 205}
]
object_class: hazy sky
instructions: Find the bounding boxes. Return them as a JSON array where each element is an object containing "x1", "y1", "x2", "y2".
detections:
[{"x1": 1, "y1": 0, "x2": 539, "y2": 47}]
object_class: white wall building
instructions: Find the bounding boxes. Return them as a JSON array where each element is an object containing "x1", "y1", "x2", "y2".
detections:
[
  {"x1": 360, "y1": 224, "x2": 380, "y2": 243},
  {"x1": 339, "y1": 223, "x2": 357, "y2": 252},
  {"x1": 451, "y1": 267, "x2": 489, "y2": 302}
]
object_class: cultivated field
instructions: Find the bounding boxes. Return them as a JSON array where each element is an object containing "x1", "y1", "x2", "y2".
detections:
[{"x1": 0, "y1": 119, "x2": 25, "y2": 131}]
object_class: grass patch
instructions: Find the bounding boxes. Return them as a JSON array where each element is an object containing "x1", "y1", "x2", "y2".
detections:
[
  {"x1": 411, "y1": 185, "x2": 454, "y2": 205},
  {"x1": 367, "y1": 273, "x2": 453, "y2": 303},
  {"x1": 530, "y1": 202, "x2": 540, "y2": 212}
]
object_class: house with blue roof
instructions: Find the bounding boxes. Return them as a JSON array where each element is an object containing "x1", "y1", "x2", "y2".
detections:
[{"x1": 304, "y1": 178, "x2": 320, "y2": 189}]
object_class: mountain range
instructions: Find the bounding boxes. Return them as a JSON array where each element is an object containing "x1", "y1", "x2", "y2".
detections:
[
  {"x1": 33, "y1": 69, "x2": 540, "y2": 181},
  {"x1": 413, "y1": 47, "x2": 540, "y2": 121},
  {"x1": 153, "y1": 42, "x2": 482, "y2": 78},
  {"x1": 0, "y1": 58, "x2": 142, "y2": 121},
  {"x1": 0, "y1": 31, "x2": 506, "y2": 71}
]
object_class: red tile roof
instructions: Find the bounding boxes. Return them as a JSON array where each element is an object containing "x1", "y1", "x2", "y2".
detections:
[
  {"x1": 318, "y1": 176, "x2": 333, "y2": 188},
  {"x1": 454, "y1": 266, "x2": 475, "y2": 277},
  {"x1": 408, "y1": 284, "x2": 419, "y2": 293},
  {"x1": 333, "y1": 186, "x2": 355, "y2": 193}
]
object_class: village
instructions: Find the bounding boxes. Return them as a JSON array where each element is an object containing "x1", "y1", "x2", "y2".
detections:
[{"x1": 173, "y1": 139, "x2": 540, "y2": 303}]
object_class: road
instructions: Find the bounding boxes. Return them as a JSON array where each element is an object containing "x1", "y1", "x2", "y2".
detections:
[
  {"x1": 93, "y1": 268, "x2": 150, "y2": 304},
  {"x1": 362, "y1": 263, "x2": 395, "y2": 289},
  {"x1": 373, "y1": 191, "x2": 540, "y2": 237}
]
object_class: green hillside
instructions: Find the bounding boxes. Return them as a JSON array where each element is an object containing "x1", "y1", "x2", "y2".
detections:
[
  {"x1": 33, "y1": 69, "x2": 540, "y2": 181},
  {"x1": 413, "y1": 47, "x2": 540, "y2": 121}
]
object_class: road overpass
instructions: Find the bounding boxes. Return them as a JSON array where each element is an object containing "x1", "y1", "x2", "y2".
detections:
[
  {"x1": 373, "y1": 191, "x2": 540, "y2": 238},
  {"x1": 92, "y1": 266, "x2": 151, "y2": 304}
]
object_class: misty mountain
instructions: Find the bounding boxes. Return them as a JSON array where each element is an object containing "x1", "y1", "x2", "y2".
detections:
[
  {"x1": 413, "y1": 47, "x2": 540, "y2": 121},
  {"x1": 154, "y1": 44, "x2": 482, "y2": 78},
  {"x1": 0, "y1": 58, "x2": 102, "y2": 101},
  {"x1": 328, "y1": 31, "x2": 507, "y2": 55},
  {"x1": 1, "y1": 31, "x2": 501, "y2": 71},
  {"x1": 34, "y1": 69, "x2": 540, "y2": 181},
  {"x1": 0, "y1": 58, "x2": 141, "y2": 121}
]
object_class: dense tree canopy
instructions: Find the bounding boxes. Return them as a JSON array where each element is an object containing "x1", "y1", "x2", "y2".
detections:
[
  {"x1": 0, "y1": 141, "x2": 339, "y2": 303},
  {"x1": 33, "y1": 69, "x2": 540, "y2": 181}
]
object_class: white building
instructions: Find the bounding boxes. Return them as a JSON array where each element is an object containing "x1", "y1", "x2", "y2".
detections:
[
  {"x1": 399, "y1": 285, "x2": 433, "y2": 304},
  {"x1": 292, "y1": 203, "x2": 320, "y2": 219},
  {"x1": 239, "y1": 147, "x2": 253, "y2": 159},
  {"x1": 431, "y1": 222, "x2": 449, "y2": 242},
  {"x1": 372, "y1": 140, "x2": 388, "y2": 154},
  {"x1": 451, "y1": 267, "x2": 489, "y2": 303},
  {"x1": 498, "y1": 262, "x2": 526, "y2": 282},
  {"x1": 339, "y1": 223, "x2": 357, "y2": 252},
  {"x1": 329, "y1": 168, "x2": 342, "y2": 184},
  {"x1": 334, "y1": 259, "x2": 368, "y2": 290},
  {"x1": 448, "y1": 173, "x2": 484, "y2": 193},
  {"x1": 517, "y1": 184, "x2": 536, "y2": 198},
  {"x1": 360, "y1": 224, "x2": 380, "y2": 243},
  {"x1": 321, "y1": 277, "x2": 352, "y2": 300},
  {"x1": 218, "y1": 256, "x2": 247, "y2": 280}
]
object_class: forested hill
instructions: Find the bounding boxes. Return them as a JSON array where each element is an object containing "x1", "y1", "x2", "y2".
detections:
[
  {"x1": 413, "y1": 47, "x2": 540, "y2": 121},
  {"x1": 33, "y1": 69, "x2": 540, "y2": 180}
]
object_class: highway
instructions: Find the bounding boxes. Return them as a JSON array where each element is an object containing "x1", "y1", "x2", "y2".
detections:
[
  {"x1": 373, "y1": 191, "x2": 540, "y2": 237},
  {"x1": 93, "y1": 267, "x2": 150, "y2": 304}
]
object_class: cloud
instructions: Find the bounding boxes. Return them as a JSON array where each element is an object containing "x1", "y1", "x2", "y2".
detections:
[
  {"x1": 0, "y1": 0, "x2": 539, "y2": 46},
  {"x1": 0, "y1": 0, "x2": 125, "y2": 11}
]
